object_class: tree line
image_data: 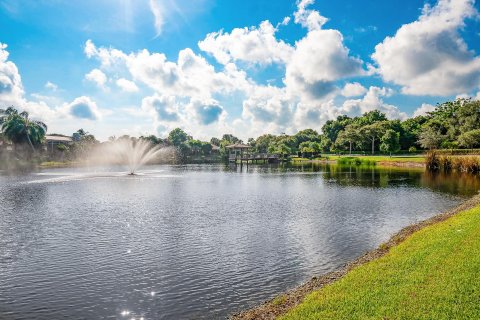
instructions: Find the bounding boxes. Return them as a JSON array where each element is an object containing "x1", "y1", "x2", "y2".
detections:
[{"x1": 2, "y1": 98, "x2": 480, "y2": 161}]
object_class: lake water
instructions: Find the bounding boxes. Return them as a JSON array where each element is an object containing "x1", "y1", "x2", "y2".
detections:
[{"x1": 0, "y1": 164, "x2": 479, "y2": 319}]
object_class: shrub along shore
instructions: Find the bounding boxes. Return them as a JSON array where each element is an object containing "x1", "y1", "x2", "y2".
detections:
[{"x1": 231, "y1": 194, "x2": 480, "y2": 320}]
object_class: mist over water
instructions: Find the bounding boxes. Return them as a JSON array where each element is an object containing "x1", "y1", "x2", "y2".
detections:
[
  {"x1": 87, "y1": 140, "x2": 175, "y2": 174},
  {"x1": 0, "y1": 164, "x2": 479, "y2": 319}
]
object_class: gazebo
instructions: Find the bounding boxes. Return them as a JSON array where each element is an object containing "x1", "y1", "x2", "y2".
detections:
[{"x1": 225, "y1": 143, "x2": 250, "y2": 162}]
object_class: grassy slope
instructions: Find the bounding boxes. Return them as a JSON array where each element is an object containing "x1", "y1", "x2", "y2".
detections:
[{"x1": 282, "y1": 205, "x2": 480, "y2": 320}]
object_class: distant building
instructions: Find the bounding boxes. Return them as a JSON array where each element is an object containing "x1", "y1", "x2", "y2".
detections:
[
  {"x1": 45, "y1": 135, "x2": 73, "y2": 153},
  {"x1": 225, "y1": 143, "x2": 251, "y2": 162},
  {"x1": 210, "y1": 144, "x2": 220, "y2": 154}
]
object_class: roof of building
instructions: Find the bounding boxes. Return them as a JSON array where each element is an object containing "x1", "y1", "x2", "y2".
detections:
[
  {"x1": 225, "y1": 143, "x2": 250, "y2": 149},
  {"x1": 211, "y1": 144, "x2": 220, "y2": 150},
  {"x1": 45, "y1": 135, "x2": 73, "y2": 142}
]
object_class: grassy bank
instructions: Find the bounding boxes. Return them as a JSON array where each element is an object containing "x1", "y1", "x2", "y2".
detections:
[
  {"x1": 285, "y1": 199, "x2": 480, "y2": 319},
  {"x1": 292, "y1": 155, "x2": 425, "y2": 168},
  {"x1": 39, "y1": 161, "x2": 78, "y2": 168},
  {"x1": 232, "y1": 195, "x2": 480, "y2": 320},
  {"x1": 327, "y1": 155, "x2": 425, "y2": 163},
  {"x1": 290, "y1": 155, "x2": 425, "y2": 167}
]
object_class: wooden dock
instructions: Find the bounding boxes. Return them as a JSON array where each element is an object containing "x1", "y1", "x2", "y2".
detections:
[
  {"x1": 228, "y1": 153, "x2": 281, "y2": 164},
  {"x1": 225, "y1": 143, "x2": 282, "y2": 164}
]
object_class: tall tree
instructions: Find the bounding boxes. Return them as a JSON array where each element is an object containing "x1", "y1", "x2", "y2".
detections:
[
  {"x1": 0, "y1": 108, "x2": 47, "y2": 152},
  {"x1": 360, "y1": 122, "x2": 389, "y2": 155},
  {"x1": 168, "y1": 128, "x2": 190, "y2": 146},
  {"x1": 210, "y1": 137, "x2": 221, "y2": 146},
  {"x1": 380, "y1": 129, "x2": 400, "y2": 156},
  {"x1": 418, "y1": 127, "x2": 444, "y2": 150},
  {"x1": 336, "y1": 124, "x2": 360, "y2": 154},
  {"x1": 400, "y1": 116, "x2": 427, "y2": 149},
  {"x1": 458, "y1": 129, "x2": 480, "y2": 149},
  {"x1": 321, "y1": 115, "x2": 352, "y2": 143},
  {"x1": 356, "y1": 110, "x2": 388, "y2": 126},
  {"x1": 221, "y1": 134, "x2": 241, "y2": 144}
]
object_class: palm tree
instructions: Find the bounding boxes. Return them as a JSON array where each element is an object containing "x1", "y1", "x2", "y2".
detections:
[
  {"x1": 0, "y1": 107, "x2": 47, "y2": 152},
  {"x1": 0, "y1": 106, "x2": 18, "y2": 124}
]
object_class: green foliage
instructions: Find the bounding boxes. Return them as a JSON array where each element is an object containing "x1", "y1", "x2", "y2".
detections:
[
  {"x1": 400, "y1": 116, "x2": 426, "y2": 149},
  {"x1": 458, "y1": 129, "x2": 480, "y2": 149},
  {"x1": 355, "y1": 110, "x2": 388, "y2": 126},
  {"x1": 321, "y1": 115, "x2": 352, "y2": 142},
  {"x1": 168, "y1": 128, "x2": 190, "y2": 146},
  {"x1": 221, "y1": 134, "x2": 241, "y2": 144},
  {"x1": 336, "y1": 157, "x2": 376, "y2": 166},
  {"x1": 69, "y1": 129, "x2": 98, "y2": 159},
  {"x1": 254, "y1": 134, "x2": 277, "y2": 153},
  {"x1": 268, "y1": 141, "x2": 292, "y2": 156},
  {"x1": 0, "y1": 107, "x2": 47, "y2": 151},
  {"x1": 316, "y1": 99, "x2": 480, "y2": 154},
  {"x1": 418, "y1": 127, "x2": 444, "y2": 150},
  {"x1": 210, "y1": 137, "x2": 221, "y2": 146},
  {"x1": 56, "y1": 143, "x2": 68, "y2": 152},
  {"x1": 335, "y1": 124, "x2": 360, "y2": 153},
  {"x1": 360, "y1": 121, "x2": 390, "y2": 154},
  {"x1": 380, "y1": 129, "x2": 400, "y2": 154},
  {"x1": 140, "y1": 134, "x2": 164, "y2": 145}
]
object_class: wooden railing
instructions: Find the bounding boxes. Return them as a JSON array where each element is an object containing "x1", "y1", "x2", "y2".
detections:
[{"x1": 229, "y1": 153, "x2": 280, "y2": 161}]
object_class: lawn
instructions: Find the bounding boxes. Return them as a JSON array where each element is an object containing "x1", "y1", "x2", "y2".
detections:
[
  {"x1": 281, "y1": 203, "x2": 480, "y2": 320},
  {"x1": 327, "y1": 155, "x2": 425, "y2": 163}
]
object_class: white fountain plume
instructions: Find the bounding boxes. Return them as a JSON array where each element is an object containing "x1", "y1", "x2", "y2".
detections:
[{"x1": 108, "y1": 139, "x2": 166, "y2": 175}]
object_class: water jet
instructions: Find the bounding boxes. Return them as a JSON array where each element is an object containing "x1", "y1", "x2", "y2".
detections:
[{"x1": 107, "y1": 139, "x2": 167, "y2": 175}]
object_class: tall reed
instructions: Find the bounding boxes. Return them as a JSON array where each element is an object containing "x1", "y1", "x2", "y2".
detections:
[{"x1": 426, "y1": 151, "x2": 480, "y2": 173}]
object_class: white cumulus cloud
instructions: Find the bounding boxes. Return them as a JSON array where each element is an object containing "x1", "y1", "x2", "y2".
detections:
[
  {"x1": 198, "y1": 20, "x2": 294, "y2": 65},
  {"x1": 62, "y1": 96, "x2": 101, "y2": 120},
  {"x1": 116, "y1": 78, "x2": 139, "y2": 92},
  {"x1": 85, "y1": 41, "x2": 251, "y2": 99},
  {"x1": 294, "y1": 0, "x2": 328, "y2": 31},
  {"x1": 372, "y1": 0, "x2": 480, "y2": 96},
  {"x1": 413, "y1": 103, "x2": 436, "y2": 117},
  {"x1": 341, "y1": 86, "x2": 407, "y2": 119},
  {"x1": 285, "y1": 29, "x2": 364, "y2": 100},
  {"x1": 0, "y1": 43, "x2": 24, "y2": 106},
  {"x1": 341, "y1": 82, "x2": 367, "y2": 97},
  {"x1": 187, "y1": 98, "x2": 225, "y2": 125},
  {"x1": 141, "y1": 94, "x2": 179, "y2": 123},
  {"x1": 85, "y1": 68, "x2": 108, "y2": 89}
]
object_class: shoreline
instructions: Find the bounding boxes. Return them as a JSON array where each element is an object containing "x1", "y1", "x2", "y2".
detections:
[
  {"x1": 230, "y1": 193, "x2": 480, "y2": 320},
  {"x1": 35, "y1": 157, "x2": 426, "y2": 170}
]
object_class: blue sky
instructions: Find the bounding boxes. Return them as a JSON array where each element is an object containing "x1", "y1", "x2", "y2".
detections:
[{"x1": 1, "y1": 0, "x2": 479, "y2": 140}]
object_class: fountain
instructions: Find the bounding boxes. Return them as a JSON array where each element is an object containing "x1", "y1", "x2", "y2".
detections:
[{"x1": 107, "y1": 139, "x2": 167, "y2": 175}]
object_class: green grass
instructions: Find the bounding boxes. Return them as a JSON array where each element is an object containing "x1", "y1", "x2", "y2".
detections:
[
  {"x1": 281, "y1": 205, "x2": 480, "y2": 320},
  {"x1": 336, "y1": 157, "x2": 376, "y2": 166},
  {"x1": 39, "y1": 161, "x2": 75, "y2": 168},
  {"x1": 290, "y1": 157, "x2": 311, "y2": 162},
  {"x1": 328, "y1": 155, "x2": 425, "y2": 163}
]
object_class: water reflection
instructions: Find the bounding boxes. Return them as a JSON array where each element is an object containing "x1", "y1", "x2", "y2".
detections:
[
  {"x1": 0, "y1": 164, "x2": 479, "y2": 319},
  {"x1": 224, "y1": 162, "x2": 480, "y2": 197}
]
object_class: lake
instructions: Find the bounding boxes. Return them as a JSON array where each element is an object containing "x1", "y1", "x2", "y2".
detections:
[{"x1": 0, "y1": 164, "x2": 479, "y2": 319}]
